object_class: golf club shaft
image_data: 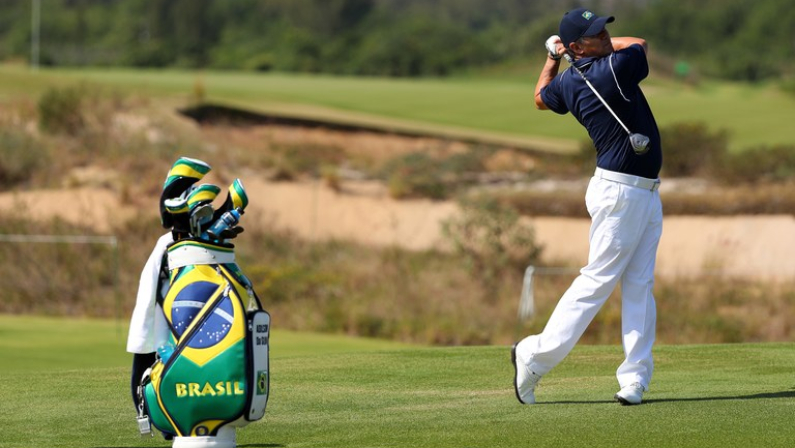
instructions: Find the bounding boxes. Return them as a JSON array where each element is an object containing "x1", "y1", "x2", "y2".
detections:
[{"x1": 563, "y1": 53, "x2": 632, "y2": 136}]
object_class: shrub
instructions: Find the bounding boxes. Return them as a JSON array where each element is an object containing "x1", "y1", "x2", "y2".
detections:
[
  {"x1": 271, "y1": 143, "x2": 346, "y2": 179},
  {"x1": 244, "y1": 53, "x2": 275, "y2": 72},
  {"x1": 191, "y1": 77, "x2": 206, "y2": 105},
  {"x1": 439, "y1": 147, "x2": 488, "y2": 174},
  {"x1": 441, "y1": 195, "x2": 543, "y2": 298},
  {"x1": 781, "y1": 78, "x2": 795, "y2": 97},
  {"x1": 0, "y1": 129, "x2": 50, "y2": 188},
  {"x1": 577, "y1": 122, "x2": 730, "y2": 178},
  {"x1": 499, "y1": 189, "x2": 589, "y2": 218},
  {"x1": 382, "y1": 152, "x2": 447, "y2": 199},
  {"x1": 38, "y1": 85, "x2": 86, "y2": 135},
  {"x1": 660, "y1": 122, "x2": 728, "y2": 177},
  {"x1": 573, "y1": 139, "x2": 598, "y2": 175},
  {"x1": 577, "y1": 121, "x2": 795, "y2": 185},
  {"x1": 320, "y1": 165, "x2": 342, "y2": 192},
  {"x1": 717, "y1": 144, "x2": 795, "y2": 184}
]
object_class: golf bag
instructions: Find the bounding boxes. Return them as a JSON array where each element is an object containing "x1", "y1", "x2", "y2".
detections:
[
  {"x1": 135, "y1": 157, "x2": 270, "y2": 442},
  {"x1": 139, "y1": 239, "x2": 270, "y2": 438}
]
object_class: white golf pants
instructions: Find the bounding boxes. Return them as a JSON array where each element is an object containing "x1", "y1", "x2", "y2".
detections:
[{"x1": 517, "y1": 170, "x2": 663, "y2": 390}]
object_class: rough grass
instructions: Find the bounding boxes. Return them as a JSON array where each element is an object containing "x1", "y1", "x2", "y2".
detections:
[
  {"x1": 1, "y1": 315, "x2": 794, "y2": 448},
  {"x1": 1, "y1": 213, "x2": 793, "y2": 346}
]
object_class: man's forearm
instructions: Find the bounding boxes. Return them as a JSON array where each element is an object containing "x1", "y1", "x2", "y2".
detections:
[
  {"x1": 611, "y1": 37, "x2": 647, "y2": 53},
  {"x1": 534, "y1": 57, "x2": 560, "y2": 110}
]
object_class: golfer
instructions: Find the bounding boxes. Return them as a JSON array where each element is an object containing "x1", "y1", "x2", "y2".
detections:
[{"x1": 512, "y1": 8, "x2": 663, "y2": 405}]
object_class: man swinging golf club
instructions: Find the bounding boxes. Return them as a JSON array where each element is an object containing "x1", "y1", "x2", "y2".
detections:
[{"x1": 512, "y1": 8, "x2": 663, "y2": 405}]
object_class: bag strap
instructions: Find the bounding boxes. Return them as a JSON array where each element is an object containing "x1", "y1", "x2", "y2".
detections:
[{"x1": 155, "y1": 250, "x2": 169, "y2": 307}]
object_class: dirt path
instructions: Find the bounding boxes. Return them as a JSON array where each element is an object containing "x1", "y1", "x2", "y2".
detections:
[{"x1": 3, "y1": 180, "x2": 794, "y2": 280}]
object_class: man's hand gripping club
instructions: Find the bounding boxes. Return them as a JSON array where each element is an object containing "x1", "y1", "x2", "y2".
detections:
[{"x1": 545, "y1": 35, "x2": 563, "y2": 60}]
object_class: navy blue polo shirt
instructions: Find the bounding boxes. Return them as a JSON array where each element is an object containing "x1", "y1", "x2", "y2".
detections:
[{"x1": 541, "y1": 44, "x2": 662, "y2": 179}]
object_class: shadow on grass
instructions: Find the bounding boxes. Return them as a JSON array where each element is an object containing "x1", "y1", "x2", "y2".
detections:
[
  {"x1": 540, "y1": 400, "x2": 615, "y2": 405},
  {"x1": 93, "y1": 444, "x2": 283, "y2": 448},
  {"x1": 239, "y1": 445, "x2": 285, "y2": 448},
  {"x1": 538, "y1": 389, "x2": 795, "y2": 405},
  {"x1": 646, "y1": 389, "x2": 795, "y2": 404}
]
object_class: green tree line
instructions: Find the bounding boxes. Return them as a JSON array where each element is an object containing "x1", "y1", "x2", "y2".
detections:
[{"x1": 1, "y1": 0, "x2": 793, "y2": 81}]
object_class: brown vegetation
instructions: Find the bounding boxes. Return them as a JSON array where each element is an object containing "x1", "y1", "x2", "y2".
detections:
[
  {"x1": 2, "y1": 214, "x2": 792, "y2": 345},
  {"x1": 1, "y1": 85, "x2": 793, "y2": 345}
]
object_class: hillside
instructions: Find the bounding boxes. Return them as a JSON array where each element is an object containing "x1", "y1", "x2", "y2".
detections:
[{"x1": 5, "y1": 65, "x2": 795, "y2": 153}]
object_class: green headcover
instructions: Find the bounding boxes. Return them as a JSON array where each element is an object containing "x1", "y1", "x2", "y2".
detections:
[{"x1": 160, "y1": 157, "x2": 212, "y2": 229}]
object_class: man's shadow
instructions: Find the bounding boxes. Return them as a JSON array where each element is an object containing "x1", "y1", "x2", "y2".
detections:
[
  {"x1": 646, "y1": 389, "x2": 795, "y2": 404},
  {"x1": 95, "y1": 444, "x2": 283, "y2": 448},
  {"x1": 238, "y1": 445, "x2": 285, "y2": 448},
  {"x1": 540, "y1": 388, "x2": 795, "y2": 405}
]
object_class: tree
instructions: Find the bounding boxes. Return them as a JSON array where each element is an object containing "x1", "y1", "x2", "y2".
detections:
[{"x1": 0, "y1": 0, "x2": 791, "y2": 81}]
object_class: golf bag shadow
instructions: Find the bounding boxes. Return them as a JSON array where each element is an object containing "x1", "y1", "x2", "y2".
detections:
[{"x1": 141, "y1": 238, "x2": 270, "y2": 442}]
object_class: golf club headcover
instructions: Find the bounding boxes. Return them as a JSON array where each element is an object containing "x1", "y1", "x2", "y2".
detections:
[
  {"x1": 202, "y1": 178, "x2": 250, "y2": 242},
  {"x1": 213, "y1": 179, "x2": 249, "y2": 219},
  {"x1": 160, "y1": 158, "x2": 212, "y2": 231}
]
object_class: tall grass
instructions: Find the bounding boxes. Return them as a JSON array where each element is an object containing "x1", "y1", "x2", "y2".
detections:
[
  {"x1": 531, "y1": 273, "x2": 795, "y2": 344},
  {"x1": 1, "y1": 212, "x2": 793, "y2": 345}
]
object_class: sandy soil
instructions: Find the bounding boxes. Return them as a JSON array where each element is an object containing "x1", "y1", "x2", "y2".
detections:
[
  {"x1": 244, "y1": 179, "x2": 795, "y2": 280},
  {"x1": 4, "y1": 178, "x2": 793, "y2": 281},
  {"x1": 0, "y1": 187, "x2": 139, "y2": 233}
]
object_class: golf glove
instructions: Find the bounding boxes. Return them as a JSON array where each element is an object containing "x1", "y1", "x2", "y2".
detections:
[
  {"x1": 217, "y1": 226, "x2": 244, "y2": 240},
  {"x1": 545, "y1": 35, "x2": 562, "y2": 60}
]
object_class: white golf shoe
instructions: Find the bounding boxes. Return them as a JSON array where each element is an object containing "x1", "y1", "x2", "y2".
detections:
[
  {"x1": 511, "y1": 343, "x2": 542, "y2": 405},
  {"x1": 615, "y1": 382, "x2": 645, "y2": 405}
]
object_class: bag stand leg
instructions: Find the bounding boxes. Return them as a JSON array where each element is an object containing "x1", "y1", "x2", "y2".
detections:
[{"x1": 172, "y1": 426, "x2": 236, "y2": 448}]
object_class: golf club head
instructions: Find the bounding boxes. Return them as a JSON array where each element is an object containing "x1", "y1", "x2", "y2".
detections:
[
  {"x1": 630, "y1": 133, "x2": 650, "y2": 155},
  {"x1": 189, "y1": 204, "x2": 214, "y2": 237}
]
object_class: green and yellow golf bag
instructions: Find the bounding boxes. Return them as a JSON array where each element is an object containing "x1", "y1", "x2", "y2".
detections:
[{"x1": 138, "y1": 157, "x2": 269, "y2": 441}]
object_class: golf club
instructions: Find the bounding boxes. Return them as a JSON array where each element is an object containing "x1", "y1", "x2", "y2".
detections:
[{"x1": 562, "y1": 53, "x2": 650, "y2": 155}]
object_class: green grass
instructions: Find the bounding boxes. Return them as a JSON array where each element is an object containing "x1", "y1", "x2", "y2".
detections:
[
  {"x1": 0, "y1": 315, "x2": 408, "y2": 372},
  {"x1": 1, "y1": 315, "x2": 794, "y2": 448},
  {"x1": 2, "y1": 64, "x2": 793, "y2": 154}
]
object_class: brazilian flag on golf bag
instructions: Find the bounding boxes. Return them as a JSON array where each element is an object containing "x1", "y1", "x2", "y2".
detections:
[{"x1": 142, "y1": 239, "x2": 270, "y2": 438}]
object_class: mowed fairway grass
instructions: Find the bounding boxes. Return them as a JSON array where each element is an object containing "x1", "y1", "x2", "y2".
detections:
[
  {"x1": 1, "y1": 315, "x2": 794, "y2": 448},
  {"x1": 2, "y1": 64, "x2": 794, "y2": 153}
]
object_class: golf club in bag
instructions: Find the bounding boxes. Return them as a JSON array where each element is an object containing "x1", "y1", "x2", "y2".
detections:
[{"x1": 562, "y1": 53, "x2": 650, "y2": 155}]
